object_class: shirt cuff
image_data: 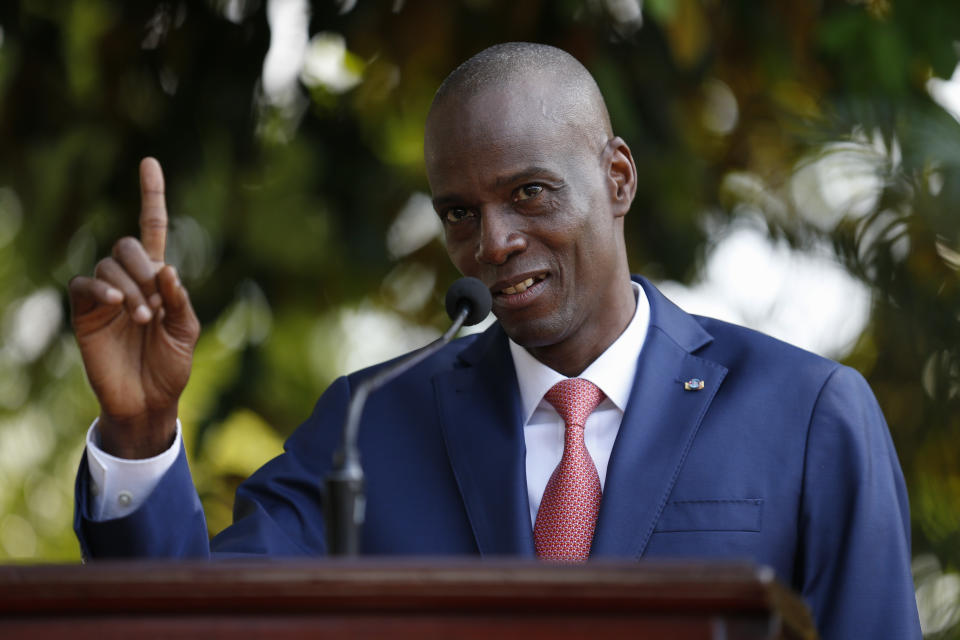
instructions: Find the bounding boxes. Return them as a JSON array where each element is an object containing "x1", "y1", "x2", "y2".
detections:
[{"x1": 85, "y1": 418, "x2": 182, "y2": 521}]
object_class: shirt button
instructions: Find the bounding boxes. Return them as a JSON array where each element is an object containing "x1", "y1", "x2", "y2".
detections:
[{"x1": 117, "y1": 490, "x2": 133, "y2": 507}]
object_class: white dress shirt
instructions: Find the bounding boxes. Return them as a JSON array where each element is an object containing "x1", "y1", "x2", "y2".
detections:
[
  {"x1": 510, "y1": 281, "x2": 649, "y2": 526},
  {"x1": 87, "y1": 282, "x2": 650, "y2": 525},
  {"x1": 85, "y1": 419, "x2": 183, "y2": 520}
]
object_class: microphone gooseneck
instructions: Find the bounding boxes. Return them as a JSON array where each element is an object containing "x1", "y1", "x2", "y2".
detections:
[{"x1": 324, "y1": 277, "x2": 491, "y2": 556}]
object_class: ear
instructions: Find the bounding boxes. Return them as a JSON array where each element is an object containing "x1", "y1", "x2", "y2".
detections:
[{"x1": 603, "y1": 136, "x2": 637, "y2": 218}]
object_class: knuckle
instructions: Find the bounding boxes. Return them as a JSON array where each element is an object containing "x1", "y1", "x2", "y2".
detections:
[
  {"x1": 113, "y1": 236, "x2": 139, "y2": 256},
  {"x1": 140, "y1": 214, "x2": 167, "y2": 231},
  {"x1": 124, "y1": 290, "x2": 144, "y2": 307},
  {"x1": 66, "y1": 277, "x2": 86, "y2": 309},
  {"x1": 94, "y1": 257, "x2": 115, "y2": 277},
  {"x1": 141, "y1": 181, "x2": 165, "y2": 194},
  {"x1": 140, "y1": 207, "x2": 167, "y2": 229}
]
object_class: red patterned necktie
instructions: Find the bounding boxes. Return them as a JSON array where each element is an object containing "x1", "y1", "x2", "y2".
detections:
[{"x1": 534, "y1": 378, "x2": 606, "y2": 562}]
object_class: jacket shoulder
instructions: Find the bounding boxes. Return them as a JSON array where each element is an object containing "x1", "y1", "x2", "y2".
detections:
[
  {"x1": 692, "y1": 314, "x2": 843, "y2": 385},
  {"x1": 340, "y1": 324, "x2": 506, "y2": 397}
]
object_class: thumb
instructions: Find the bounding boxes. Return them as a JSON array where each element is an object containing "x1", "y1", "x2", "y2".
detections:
[{"x1": 156, "y1": 265, "x2": 200, "y2": 344}]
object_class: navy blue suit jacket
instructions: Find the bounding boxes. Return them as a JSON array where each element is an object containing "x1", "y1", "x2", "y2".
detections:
[{"x1": 75, "y1": 277, "x2": 920, "y2": 639}]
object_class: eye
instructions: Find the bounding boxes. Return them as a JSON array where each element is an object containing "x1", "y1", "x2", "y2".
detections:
[
  {"x1": 514, "y1": 184, "x2": 543, "y2": 202},
  {"x1": 444, "y1": 207, "x2": 474, "y2": 224}
]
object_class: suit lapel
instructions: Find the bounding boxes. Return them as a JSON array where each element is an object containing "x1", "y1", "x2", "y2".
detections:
[
  {"x1": 434, "y1": 327, "x2": 535, "y2": 556},
  {"x1": 591, "y1": 278, "x2": 728, "y2": 558}
]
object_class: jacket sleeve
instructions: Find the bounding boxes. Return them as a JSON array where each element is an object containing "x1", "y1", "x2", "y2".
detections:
[
  {"x1": 74, "y1": 438, "x2": 210, "y2": 559},
  {"x1": 73, "y1": 376, "x2": 352, "y2": 559},
  {"x1": 799, "y1": 365, "x2": 921, "y2": 639}
]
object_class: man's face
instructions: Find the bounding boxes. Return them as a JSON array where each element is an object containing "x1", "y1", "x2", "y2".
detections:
[{"x1": 424, "y1": 79, "x2": 630, "y2": 359}]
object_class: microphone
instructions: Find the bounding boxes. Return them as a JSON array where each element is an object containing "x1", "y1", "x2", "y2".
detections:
[
  {"x1": 445, "y1": 276, "x2": 492, "y2": 327},
  {"x1": 324, "y1": 277, "x2": 492, "y2": 556}
]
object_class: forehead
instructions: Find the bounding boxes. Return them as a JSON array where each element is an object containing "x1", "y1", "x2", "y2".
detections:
[{"x1": 424, "y1": 84, "x2": 595, "y2": 188}]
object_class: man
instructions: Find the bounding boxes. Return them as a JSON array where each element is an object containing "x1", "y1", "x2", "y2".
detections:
[{"x1": 69, "y1": 43, "x2": 920, "y2": 638}]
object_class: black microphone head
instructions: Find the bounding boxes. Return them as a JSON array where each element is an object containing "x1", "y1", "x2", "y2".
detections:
[{"x1": 445, "y1": 277, "x2": 492, "y2": 326}]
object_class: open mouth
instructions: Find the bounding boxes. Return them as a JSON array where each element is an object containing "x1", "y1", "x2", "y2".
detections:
[{"x1": 498, "y1": 273, "x2": 548, "y2": 295}]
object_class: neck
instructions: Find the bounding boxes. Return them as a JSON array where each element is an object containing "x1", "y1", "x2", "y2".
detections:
[{"x1": 526, "y1": 278, "x2": 637, "y2": 377}]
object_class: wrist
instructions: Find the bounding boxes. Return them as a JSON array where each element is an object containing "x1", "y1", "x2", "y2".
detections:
[{"x1": 97, "y1": 406, "x2": 178, "y2": 459}]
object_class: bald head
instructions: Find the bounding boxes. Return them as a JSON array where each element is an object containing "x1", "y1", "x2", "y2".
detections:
[{"x1": 427, "y1": 42, "x2": 613, "y2": 153}]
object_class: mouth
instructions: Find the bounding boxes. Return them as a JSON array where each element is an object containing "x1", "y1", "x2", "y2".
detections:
[
  {"x1": 489, "y1": 272, "x2": 550, "y2": 311},
  {"x1": 495, "y1": 272, "x2": 548, "y2": 296}
]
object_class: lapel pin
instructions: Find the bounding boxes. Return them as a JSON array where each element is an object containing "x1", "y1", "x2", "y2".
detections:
[{"x1": 683, "y1": 378, "x2": 705, "y2": 391}]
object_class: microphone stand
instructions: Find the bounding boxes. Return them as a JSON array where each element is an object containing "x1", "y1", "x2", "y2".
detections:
[{"x1": 323, "y1": 304, "x2": 471, "y2": 556}]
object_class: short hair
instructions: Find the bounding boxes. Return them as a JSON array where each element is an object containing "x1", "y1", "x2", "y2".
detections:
[{"x1": 430, "y1": 42, "x2": 613, "y2": 140}]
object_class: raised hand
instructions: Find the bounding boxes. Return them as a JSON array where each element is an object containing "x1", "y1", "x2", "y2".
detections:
[{"x1": 68, "y1": 158, "x2": 200, "y2": 458}]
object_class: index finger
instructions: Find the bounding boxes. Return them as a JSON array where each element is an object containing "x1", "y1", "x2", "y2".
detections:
[{"x1": 139, "y1": 157, "x2": 168, "y2": 263}]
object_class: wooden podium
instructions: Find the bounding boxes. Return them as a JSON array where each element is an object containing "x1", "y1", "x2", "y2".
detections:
[{"x1": 0, "y1": 560, "x2": 816, "y2": 639}]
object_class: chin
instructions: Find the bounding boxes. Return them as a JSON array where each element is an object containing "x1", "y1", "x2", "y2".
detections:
[{"x1": 498, "y1": 315, "x2": 567, "y2": 350}]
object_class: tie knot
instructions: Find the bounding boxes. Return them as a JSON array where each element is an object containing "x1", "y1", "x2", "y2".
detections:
[{"x1": 544, "y1": 378, "x2": 606, "y2": 427}]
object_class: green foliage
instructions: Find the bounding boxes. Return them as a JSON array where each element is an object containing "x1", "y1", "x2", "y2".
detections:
[{"x1": 0, "y1": 0, "x2": 958, "y2": 632}]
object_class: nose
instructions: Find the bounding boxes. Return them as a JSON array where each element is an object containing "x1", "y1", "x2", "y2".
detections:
[{"x1": 474, "y1": 208, "x2": 526, "y2": 265}]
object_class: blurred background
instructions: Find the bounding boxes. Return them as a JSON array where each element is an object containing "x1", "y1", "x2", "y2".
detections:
[{"x1": 0, "y1": 0, "x2": 958, "y2": 635}]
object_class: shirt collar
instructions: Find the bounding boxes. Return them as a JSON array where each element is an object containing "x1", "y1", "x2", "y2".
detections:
[{"x1": 508, "y1": 281, "x2": 650, "y2": 424}]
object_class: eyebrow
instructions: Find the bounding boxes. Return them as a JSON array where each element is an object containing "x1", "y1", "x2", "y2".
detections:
[
  {"x1": 431, "y1": 194, "x2": 462, "y2": 210},
  {"x1": 431, "y1": 166, "x2": 563, "y2": 210},
  {"x1": 494, "y1": 166, "x2": 560, "y2": 187}
]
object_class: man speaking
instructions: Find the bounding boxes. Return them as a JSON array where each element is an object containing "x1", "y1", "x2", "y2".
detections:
[{"x1": 68, "y1": 43, "x2": 920, "y2": 638}]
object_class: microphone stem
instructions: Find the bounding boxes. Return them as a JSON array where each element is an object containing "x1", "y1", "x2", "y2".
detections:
[
  {"x1": 325, "y1": 303, "x2": 470, "y2": 556},
  {"x1": 342, "y1": 304, "x2": 467, "y2": 452}
]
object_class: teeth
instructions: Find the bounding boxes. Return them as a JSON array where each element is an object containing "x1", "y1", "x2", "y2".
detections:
[{"x1": 502, "y1": 277, "x2": 535, "y2": 295}]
